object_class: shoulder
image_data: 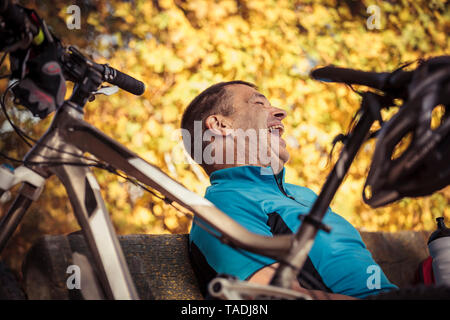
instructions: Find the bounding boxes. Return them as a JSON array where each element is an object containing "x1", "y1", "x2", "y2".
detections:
[
  {"x1": 205, "y1": 185, "x2": 264, "y2": 210},
  {"x1": 204, "y1": 187, "x2": 271, "y2": 227},
  {"x1": 284, "y1": 183, "x2": 319, "y2": 206}
]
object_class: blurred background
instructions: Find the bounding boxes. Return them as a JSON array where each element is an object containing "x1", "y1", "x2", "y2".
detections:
[{"x1": 0, "y1": 0, "x2": 449, "y2": 277}]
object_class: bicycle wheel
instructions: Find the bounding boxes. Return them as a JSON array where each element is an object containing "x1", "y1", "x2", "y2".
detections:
[
  {"x1": 366, "y1": 285, "x2": 450, "y2": 300},
  {"x1": 0, "y1": 261, "x2": 26, "y2": 300}
]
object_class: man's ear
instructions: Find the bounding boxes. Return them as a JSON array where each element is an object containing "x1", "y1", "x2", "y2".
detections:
[{"x1": 205, "y1": 115, "x2": 232, "y2": 136}]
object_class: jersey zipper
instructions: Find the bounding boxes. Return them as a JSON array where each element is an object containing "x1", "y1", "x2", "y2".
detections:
[{"x1": 273, "y1": 173, "x2": 296, "y2": 201}]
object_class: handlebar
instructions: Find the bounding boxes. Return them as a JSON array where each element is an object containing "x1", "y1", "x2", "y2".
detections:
[
  {"x1": 95, "y1": 63, "x2": 146, "y2": 96},
  {"x1": 311, "y1": 66, "x2": 390, "y2": 90},
  {"x1": 63, "y1": 46, "x2": 146, "y2": 96},
  {"x1": 311, "y1": 65, "x2": 414, "y2": 98},
  {"x1": 0, "y1": 0, "x2": 145, "y2": 97}
]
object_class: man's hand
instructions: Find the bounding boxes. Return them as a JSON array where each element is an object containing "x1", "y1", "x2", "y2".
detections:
[{"x1": 248, "y1": 263, "x2": 358, "y2": 300}]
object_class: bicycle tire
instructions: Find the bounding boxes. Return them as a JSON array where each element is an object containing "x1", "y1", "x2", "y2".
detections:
[
  {"x1": 0, "y1": 261, "x2": 26, "y2": 300},
  {"x1": 366, "y1": 285, "x2": 450, "y2": 300}
]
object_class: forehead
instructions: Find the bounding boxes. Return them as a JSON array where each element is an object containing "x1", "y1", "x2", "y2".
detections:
[{"x1": 226, "y1": 84, "x2": 267, "y2": 103}]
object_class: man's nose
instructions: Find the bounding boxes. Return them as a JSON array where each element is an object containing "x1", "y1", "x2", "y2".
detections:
[{"x1": 270, "y1": 106, "x2": 287, "y2": 121}]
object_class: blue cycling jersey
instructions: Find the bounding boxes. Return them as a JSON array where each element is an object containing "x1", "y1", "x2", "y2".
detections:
[{"x1": 189, "y1": 165, "x2": 397, "y2": 298}]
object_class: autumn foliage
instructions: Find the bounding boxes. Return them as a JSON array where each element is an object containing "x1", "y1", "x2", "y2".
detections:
[{"x1": 0, "y1": 0, "x2": 449, "y2": 274}]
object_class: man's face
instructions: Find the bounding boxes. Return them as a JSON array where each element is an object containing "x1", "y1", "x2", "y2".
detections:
[{"x1": 224, "y1": 84, "x2": 289, "y2": 169}]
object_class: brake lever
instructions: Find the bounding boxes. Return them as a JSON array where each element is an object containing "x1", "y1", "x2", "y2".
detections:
[
  {"x1": 208, "y1": 277, "x2": 311, "y2": 300},
  {"x1": 87, "y1": 85, "x2": 119, "y2": 102},
  {"x1": 94, "y1": 85, "x2": 119, "y2": 96}
]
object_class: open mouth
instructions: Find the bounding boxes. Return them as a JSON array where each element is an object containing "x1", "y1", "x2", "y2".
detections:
[
  {"x1": 268, "y1": 124, "x2": 286, "y2": 148},
  {"x1": 268, "y1": 124, "x2": 284, "y2": 136}
]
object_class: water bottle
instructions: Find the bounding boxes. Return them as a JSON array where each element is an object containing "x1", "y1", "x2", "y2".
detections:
[{"x1": 428, "y1": 217, "x2": 450, "y2": 286}]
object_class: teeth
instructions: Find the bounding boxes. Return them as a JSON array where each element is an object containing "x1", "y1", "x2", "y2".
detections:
[{"x1": 268, "y1": 125, "x2": 283, "y2": 133}]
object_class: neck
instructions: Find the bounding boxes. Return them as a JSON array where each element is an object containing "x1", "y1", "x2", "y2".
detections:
[
  {"x1": 202, "y1": 141, "x2": 286, "y2": 175},
  {"x1": 205, "y1": 162, "x2": 284, "y2": 176}
]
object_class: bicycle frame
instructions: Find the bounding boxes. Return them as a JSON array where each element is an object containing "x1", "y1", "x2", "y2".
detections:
[{"x1": 0, "y1": 98, "x2": 294, "y2": 299}]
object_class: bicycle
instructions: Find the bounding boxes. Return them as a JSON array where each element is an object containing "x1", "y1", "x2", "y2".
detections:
[{"x1": 0, "y1": 0, "x2": 449, "y2": 300}]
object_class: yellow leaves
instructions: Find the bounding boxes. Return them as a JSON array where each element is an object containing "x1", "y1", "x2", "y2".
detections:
[
  {"x1": 213, "y1": 27, "x2": 232, "y2": 45},
  {"x1": 145, "y1": 118, "x2": 162, "y2": 136},
  {"x1": 246, "y1": 0, "x2": 268, "y2": 13},
  {"x1": 133, "y1": 207, "x2": 155, "y2": 225},
  {"x1": 114, "y1": 2, "x2": 135, "y2": 24},
  {"x1": 86, "y1": 13, "x2": 103, "y2": 30},
  {"x1": 107, "y1": 181, "x2": 128, "y2": 209},
  {"x1": 153, "y1": 205, "x2": 163, "y2": 216},
  {"x1": 164, "y1": 215, "x2": 179, "y2": 230},
  {"x1": 185, "y1": 0, "x2": 209, "y2": 21},
  {"x1": 131, "y1": 132, "x2": 145, "y2": 148},
  {"x1": 137, "y1": 1, "x2": 155, "y2": 20},
  {"x1": 203, "y1": 51, "x2": 220, "y2": 67},
  {"x1": 398, "y1": 7, "x2": 412, "y2": 23},
  {"x1": 162, "y1": 106, "x2": 179, "y2": 123},
  {"x1": 144, "y1": 45, "x2": 185, "y2": 73}
]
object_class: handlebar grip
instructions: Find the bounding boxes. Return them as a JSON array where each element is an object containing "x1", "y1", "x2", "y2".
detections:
[
  {"x1": 311, "y1": 66, "x2": 390, "y2": 91},
  {"x1": 103, "y1": 65, "x2": 145, "y2": 96}
]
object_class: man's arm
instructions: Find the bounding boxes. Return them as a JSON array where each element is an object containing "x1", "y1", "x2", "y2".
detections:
[{"x1": 248, "y1": 263, "x2": 358, "y2": 300}]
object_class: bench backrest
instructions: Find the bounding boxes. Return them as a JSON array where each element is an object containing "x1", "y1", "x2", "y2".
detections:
[{"x1": 22, "y1": 231, "x2": 431, "y2": 299}]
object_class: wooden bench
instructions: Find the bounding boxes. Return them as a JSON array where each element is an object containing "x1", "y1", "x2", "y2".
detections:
[{"x1": 22, "y1": 231, "x2": 431, "y2": 299}]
